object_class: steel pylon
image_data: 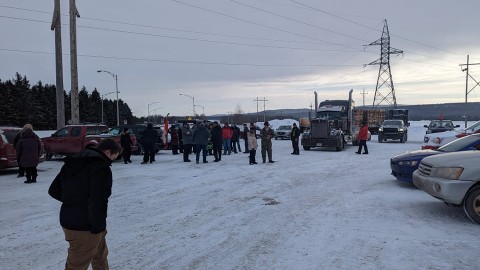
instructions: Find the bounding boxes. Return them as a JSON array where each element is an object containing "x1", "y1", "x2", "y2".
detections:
[{"x1": 365, "y1": 20, "x2": 403, "y2": 108}]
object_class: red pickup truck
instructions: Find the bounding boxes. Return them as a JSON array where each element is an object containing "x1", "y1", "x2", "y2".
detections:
[{"x1": 41, "y1": 124, "x2": 137, "y2": 160}]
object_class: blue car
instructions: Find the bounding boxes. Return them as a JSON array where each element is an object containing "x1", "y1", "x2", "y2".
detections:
[{"x1": 390, "y1": 134, "x2": 480, "y2": 183}]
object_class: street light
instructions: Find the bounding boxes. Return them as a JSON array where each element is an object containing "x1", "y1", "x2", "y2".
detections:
[
  {"x1": 97, "y1": 70, "x2": 120, "y2": 125},
  {"x1": 179, "y1": 93, "x2": 195, "y2": 117},
  {"x1": 147, "y1": 101, "x2": 162, "y2": 121},
  {"x1": 101, "y1": 91, "x2": 115, "y2": 124},
  {"x1": 194, "y1": 104, "x2": 204, "y2": 116}
]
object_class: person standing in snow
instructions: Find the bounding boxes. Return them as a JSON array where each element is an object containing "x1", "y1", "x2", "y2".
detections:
[
  {"x1": 48, "y1": 138, "x2": 121, "y2": 270},
  {"x1": 247, "y1": 126, "x2": 258, "y2": 165},
  {"x1": 290, "y1": 123, "x2": 301, "y2": 155},
  {"x1": 260, "y1": 121, "x2": 275, "y2": 163},
  {"x1": 222, "y1": 122, "x2": 233, "y2": 155},
  {"x1": 211, "y1": 121, "x2": 223, "y2": 162},
  {"x1": 16, "y1": 126, "x2": 41, "y2": 183},
  {"x1": 355, "y1": 122, "x2": 369, "y2": 155},
  {"x1": 242, "y1": 123, "x2": 249, "y2": 153},
  {"x1": 169, "y1": 126, "x2": 180, "y2": 155},
  {"x1": 120, "y1": 127, "x2": 133, "y2": 164},
  {"x1": 193, "y1": 122, "x2": 210, "y2": 164},
  {"x1": 13, "y1": 124, "x2": 39, "y2": 178},
  {"x1": 181, "y1": 122, "x2": 194, "y2": 162},
  {"x1": 140, "y1": 123, "x2": 158, "y2": 164}
]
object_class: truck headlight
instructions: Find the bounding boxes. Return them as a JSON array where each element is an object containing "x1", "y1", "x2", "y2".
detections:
[
  {"x1": 379, "y1": 127, "x2": 383, "y2": 132},
  {"x1": 398, "y1": 128, "x2": 404, "y2": 132},
  {"x1": 398, "y1": 160, "x2": 418, "y2": 166},
  {"x1": 431, "y1": 167, "x2": 464, "y2": 180}
]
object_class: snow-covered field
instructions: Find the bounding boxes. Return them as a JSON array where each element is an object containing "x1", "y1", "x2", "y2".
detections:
[{"x1": 1, "y1": 121, "x2": 479, "y2": 270}]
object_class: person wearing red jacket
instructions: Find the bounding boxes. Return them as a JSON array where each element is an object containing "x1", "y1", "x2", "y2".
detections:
[
  {"x1": 222, "y1": 123, "x2": 233, "y2": 155},
  {"x1": 355, "y1": 122, "x2": 369, "y2": 154}
]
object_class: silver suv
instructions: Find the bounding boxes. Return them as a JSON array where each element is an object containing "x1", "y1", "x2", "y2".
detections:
[
  {"x1": 274, "y1": 125, "x2": 292, "y2": 140},
  {"x1": 413, "y1": 150, "x2": 480, "y2": 225}
]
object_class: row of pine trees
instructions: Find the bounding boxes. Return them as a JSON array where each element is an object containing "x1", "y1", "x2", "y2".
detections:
[{"x1": 0, "y1": 73, "x2": 136, "y2": 130}]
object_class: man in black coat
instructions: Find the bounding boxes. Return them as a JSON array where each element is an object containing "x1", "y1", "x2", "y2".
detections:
[
  {"x1": 290, "y1": 123, "x2": 301, "y2": 155},
  {"x1": 210, "y1": 121, "x2": 223, "y2": 162},
  {"x1": 48, "y1": 138, "x2": 121, "y2": 270},
  {"x1": 242, "y1": 123, "x2": 249, "y2": 153},
  {"x1": 140, "y1": 123, "x2": 158, "y2": 164}
]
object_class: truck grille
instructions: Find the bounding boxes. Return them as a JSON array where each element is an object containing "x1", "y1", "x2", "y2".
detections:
[
  {"x1": 311, "y1": 121, "x2": 329, "y2": 137},
  {"x1": 383, "y1": 128, "x2": 399, "y2": 133},
  {"x1": 418, "y1": 161, "x2": 433, "y2": 176}
]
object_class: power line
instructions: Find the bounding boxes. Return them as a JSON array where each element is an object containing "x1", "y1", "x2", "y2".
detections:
[{"x1": 0, "y1": 48, "x2": 364, "y2": 67}]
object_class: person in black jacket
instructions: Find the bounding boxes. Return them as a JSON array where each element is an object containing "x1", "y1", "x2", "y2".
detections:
[
  {"x1": 48, "y1": 138, "x2": 121, "y2": 270},
  {"x1": 210, "y1": 121, "x2": 223, "y2": 162},
  {"x1": 290, "y1": 123, "x2": 301, "y2": 155},
  {"x1": 120, "y1": 127, "x2": 133, "y2": 164},
  {"x1": 140, "y1": 123, "x2": 158, "y2": 164}
]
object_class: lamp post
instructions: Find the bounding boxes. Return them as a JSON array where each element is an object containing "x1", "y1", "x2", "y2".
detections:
[
  {"x1": 179, "y1": 93, "x2": 195, "y2": 117},
  {"x1": 97, "y1": 70, "x2": 119, "y2": 125},
  {"x1": 101, "y1": 91, "x2": 115, "y2": 124},
  {"x1": 194, "y1": 104, "x2": 204, "y2": 117},
  {"x1": 147, "y1": 102, "x2": 162, "y2": 121}
]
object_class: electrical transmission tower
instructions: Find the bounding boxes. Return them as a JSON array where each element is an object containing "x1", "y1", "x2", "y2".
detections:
[{"x1": 365, "y1": 20, "x2": 403, "y2": 108}]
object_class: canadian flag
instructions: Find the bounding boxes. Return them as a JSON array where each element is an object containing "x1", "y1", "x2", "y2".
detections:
[
  {"x1": 439, "y1": 112, "x2": 443, "y2": 121},
  {"x1": 163, "y1": 114, "x2": 169, "y2": 150}
]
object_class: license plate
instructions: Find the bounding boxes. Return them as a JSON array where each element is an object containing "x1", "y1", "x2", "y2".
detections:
[{"x1": 316, "y1": 143, "x2": 322, "y2": 146}]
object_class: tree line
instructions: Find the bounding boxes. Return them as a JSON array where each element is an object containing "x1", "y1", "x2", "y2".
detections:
[{"x1": 0, "y1": 73, "x2": 136, "y2": 130}]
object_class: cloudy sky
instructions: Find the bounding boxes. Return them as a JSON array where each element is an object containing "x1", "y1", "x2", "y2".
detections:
[{"x1": 1, "y1": 0, "x2": 480, "y2": 117}]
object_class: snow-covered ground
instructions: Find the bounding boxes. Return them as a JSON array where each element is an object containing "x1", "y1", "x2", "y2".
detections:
[{"x1": 1, "y1": 121, "x2": 479, "y2": 270}]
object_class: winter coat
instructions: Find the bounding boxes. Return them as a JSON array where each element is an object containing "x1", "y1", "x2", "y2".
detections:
[
  {"x1": 169, "y1": 128, "x2": 179, "y2": 146},
  {"x1": 211, "y1": 125, "x2": 223, "y2": 146},
  {"x1": 141, "y1": 126, "x2": 158, "y2": 144},
  {"x1": 247, "y1": 131, "x2": 258, "y2": 151},
  {"x1": 48, "y1": 147, "x2": 113, "y2": 234},
  {"x1": 15, "y1": 129, "x2": 41, "y2": 167},
  {"x1": 193, "y1": 124, "x2": 210, "y2": 145},
  {"x1": 181, "y1": 126, "x2": 194, "y2": 145},
  {"x1": 290, "y1": 126, "x2": 301, "y2": 141},
  {"x1": 260, "y1": 127, "x2": 274, "y2": 144},
  {"x1": 243, "y1": 126, "x2": 249, "y2": 140},
  {"x1": 120, "y1": 132, "x2": 133, "y2": 149},
  {"x1": 231, "y1": 126, "x2": 240, "y2": 141},
  {"x1": 222, "y1": 126, "x2": 233, "y2": 139},
  {"x1": 358, "y1": 125, "x2": 369, "y2": 141}
]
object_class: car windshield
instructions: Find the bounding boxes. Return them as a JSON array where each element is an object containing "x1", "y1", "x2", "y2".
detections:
[
  {"x1": 383, "y1": 120, "x2": 402, "y2": 126},
  {"x1": 1, "y1": 129, "x2": 20, "y2": 143},
  {"x1": 465, "y1": 120, "x2": 480, "y2": 133},
  {"x1": 317, "y1": 111, "x2": 343, "y2": 119},
  {"x1": 429, "y1": 121, "x2": 453, "y2": 128},
  {"x1": 277, "y1": 126, "x2": 291, "y2": 130},
  {"x1": 437, "y1": 134, "x2": 480, "y2": 152}
]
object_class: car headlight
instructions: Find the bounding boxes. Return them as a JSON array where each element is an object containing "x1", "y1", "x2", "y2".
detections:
[
  {"x1": 431, "y1": 167, "x2": 464, "y2": 180},
  {"x1": 424, "y1": 137, "x2": 429, "y2": 143},
  {"x1": 398, "y1": 128, "x2": 404, "y2": 132},
  {"x1": 432, "y1": 137, "x2": 442, "y2": 144},
  {"x1": 398, "y1": 160, "x2": 418, "y2": 166}
]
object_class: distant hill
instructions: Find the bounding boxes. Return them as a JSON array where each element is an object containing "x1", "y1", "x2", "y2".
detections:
[{"x1": 246, "y1": 102, "x2": 480, "y2": 121}]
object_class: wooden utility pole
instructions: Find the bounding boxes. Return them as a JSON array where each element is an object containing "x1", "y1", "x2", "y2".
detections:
[
  {"x1": 460, "y1": 55, "x2": 480, "y2": 128},
  {"x1": 51, "y1": 0, "x2": 65, "y2": 129},
  {"x1": 69, "y1": 0, "x2": 80, "y2": 124},
  {"x1": 253, "y1": 97, "x2": 268, "y2": 122}
]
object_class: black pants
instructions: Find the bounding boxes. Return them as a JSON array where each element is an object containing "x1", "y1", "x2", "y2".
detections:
[
  {"x1": 18, "y1": 164, "x2": 25, "y2": 176},
  {"x1": 123, "y1": 147, "x2": 131, "y2": 163},
  {"x1": 143, "y1": 143, "x2": 155, "y2": 163},
  {"x1": 213, "y1": 143, "x2": 222, "y2": 161},
  {"x1": 25, "y1": 167, "x2": 37, "y2": 181},
  {"x1": 244, "y1": 139, "x2": 248, "y2": 153},
  {"x1": 249, "y1": 149, "x2": 256, "y2": 164},
  {"x1": 291, "y1": 138, "x2": 299, "y2": 154},
  {"x1": 183, "y1": 144, "x2": 192, "y2": 162},
  {"x1": 171, "y1": 145, "x2": 179, "y2": 155},
  {"x1": 357, "y1": 140, "x2": 368, "y2": 154}
]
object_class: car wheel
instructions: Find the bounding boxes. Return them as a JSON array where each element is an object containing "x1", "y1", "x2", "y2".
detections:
[
  {"x1": 133, "y1": 143, "x2": 143, "y2": 155},
  {"x1": 464, "y1": 186, "x2": 480, "y2": 225},
  {"x1": 45, "y1": 150, "x2": 53, "y2": 161},
  {"x1": 303, "y1": 146, "x2": 310, "y2": 150},
  {"x1": 335, "y1": 137, "x2": 344, "y2": 151}
]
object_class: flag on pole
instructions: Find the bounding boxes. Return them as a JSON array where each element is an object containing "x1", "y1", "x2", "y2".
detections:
[
  {"x1": 439, "y1": 112, "x2": 443, "y2": 121},
  {"x1": 163, "y1": 114, "x2": 169, "y2": 150}
]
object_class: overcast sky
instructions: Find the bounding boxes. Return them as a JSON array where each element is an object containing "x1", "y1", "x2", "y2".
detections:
[{"x1": 1, "y1": 0, "x2": 480, "y2": 117}]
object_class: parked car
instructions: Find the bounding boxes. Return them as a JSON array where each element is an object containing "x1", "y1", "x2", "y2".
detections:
[
  {"x1": 424, "y1": 120, "x2": 459, "y2": 134},
  {"x1": 378, "y1": 119, "x2": 408, "y2": 143},
  {"x1": 422, "y1": 120, "x2": 480, "y2": 150},
  {"x1": 0, "y1": 126, "x2": 45, "y2": 170},
  {"x1": 391, "y1": 134, "x2": 480, "y2": 183},
  {"x1": 413, "y1": 150, "x2": 480, "y2": 225},
  {"x1": 274, "y1": 125, "x2": 292, "y2": 140},
  {"x1": 42, "y1": 124, "x2": 136, "y2": 160},
  {"x1": 109, "y1": 124, "x2": 163, "y2": 155}
]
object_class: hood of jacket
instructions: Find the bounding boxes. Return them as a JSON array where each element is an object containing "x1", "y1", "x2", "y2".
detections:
[{"x1": 63, "y1": 147, "x2": 112, "y2": 176}]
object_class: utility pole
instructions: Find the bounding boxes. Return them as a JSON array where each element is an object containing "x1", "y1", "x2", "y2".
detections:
[
  {"x1": 360, "y1": 88, "x2": 368, "y2": 107},
  {"x1": 69, "y1": 0, "x2": 80, "y2": 124},
  {"x1": 51, "y1": 0, "x2": 65, "y2": 129},
  {"x1": 253, "y1": 97, "x2": 268, "y2": 122},
  {"x1": 365, "y1": 19, "x2": 403, "y2": 108},
  {"x1": 460, "y1": 55, "x2": 480, "y2": 128}
]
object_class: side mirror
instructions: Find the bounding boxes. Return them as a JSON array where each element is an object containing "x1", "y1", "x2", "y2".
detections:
[
  {"x1": 423, "y1": 125, "x2": 428, "y2": 128},
  {"x1": 51, "y1": 134, "x2": 56, "y2": 138},
  {"x1": 455, "y1": 125, "x2": 460, "y2": 128}
]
